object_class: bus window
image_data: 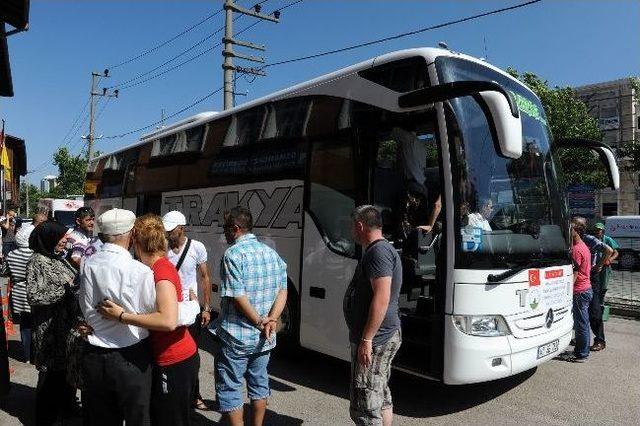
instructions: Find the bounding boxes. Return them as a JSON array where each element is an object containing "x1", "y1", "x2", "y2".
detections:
[
  {"x1": 263, "y1": 98, "x2": 313, "y2": 140},
  {"x1": 372, "y1": 138, "x2": 403, "y2": 235},
  {"x1": 308, "y1": 139, "x2": 356, "y2": 257},
  {"x1": 223, "y1": 106, "x2": 267, "y2": 147},
  {"x1": 123, "y1": 163, "x2": 137, "y2": 197},
  {"x1": 150, "y1": 125, "x2": 208, "y2": 159},
  {"x1": 358, "y1": 56, "x2": 429, "y2": 93}
]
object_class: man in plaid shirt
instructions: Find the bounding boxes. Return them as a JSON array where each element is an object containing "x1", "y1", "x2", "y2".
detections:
[{"x1": 215, "y1": 206, "x2": 288, "y2": 425}]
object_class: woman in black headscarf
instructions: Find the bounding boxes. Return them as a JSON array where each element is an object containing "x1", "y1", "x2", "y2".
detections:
[{"x1": 26, "y1": 221, "x2": 81, "y2": 425}]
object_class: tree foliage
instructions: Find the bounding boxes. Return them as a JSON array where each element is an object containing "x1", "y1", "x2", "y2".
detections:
[
  {"x1": 50, "y1": 147, "x2": 88, "y2": 197},
  {"x1": 19, "y1": 182, "x2": 42, "y2": 215},
  {"x1": 507, "y1": 68, "x2": 609, "y2": 188}
]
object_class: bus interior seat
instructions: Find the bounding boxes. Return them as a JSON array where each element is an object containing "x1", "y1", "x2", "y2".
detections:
[
  {"x1": 400, "y1": 230, "x2": 438, "y2": 298},
  {"x1": 415, "y1": 232, "x2": 439, "y2": 277}
]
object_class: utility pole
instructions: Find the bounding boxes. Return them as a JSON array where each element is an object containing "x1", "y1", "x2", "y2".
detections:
[
  {"x1": 24, "y1": 173, "x2": 28, "y2": 216},
  {"x1": 156, "y1": 108, "x2": 166, "y2": 130},
  {"x1": 85, "y1": 70, "x2": 119, "y2": 162},
  {"x1": 222, "y1": 0, "x2": 280, "y2": 110}
]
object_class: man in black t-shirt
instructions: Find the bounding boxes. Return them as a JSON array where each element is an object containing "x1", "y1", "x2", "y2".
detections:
[{"x1": 344, "y1": 205, "x2": 402, "y2": 426}]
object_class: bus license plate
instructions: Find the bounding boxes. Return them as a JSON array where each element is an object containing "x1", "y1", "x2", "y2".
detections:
[{"x1": 537, "y1": 339, "x2": 559, "y2": 359}]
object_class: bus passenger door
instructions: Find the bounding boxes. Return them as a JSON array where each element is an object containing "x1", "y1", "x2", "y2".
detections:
[
  {"x1": 299, "y1": 138, "x2": 359, "y2": 361},
  {"x1": 137, "y1": 193, "x2": 162, "y2": 216},
  {"x1": 368, "y1": 124, "x2": 445, "y2": 379}
]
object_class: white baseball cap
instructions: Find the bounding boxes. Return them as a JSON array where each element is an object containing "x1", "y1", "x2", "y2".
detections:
[
  {"x1": 97, "y1": 208, "x2": 136, "y2": 236},
  {"x1": 162, "y1": 211, "x2": 187, "y2": 232}
]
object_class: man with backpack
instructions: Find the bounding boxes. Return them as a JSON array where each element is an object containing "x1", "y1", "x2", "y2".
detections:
[{"x1": 162, "y1": 210, "x2": 213, "y2": 411}]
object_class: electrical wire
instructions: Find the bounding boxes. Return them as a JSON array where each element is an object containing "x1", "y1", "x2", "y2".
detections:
[
  {"x1": 108, "y1": 28, "x2": 227, "y2": 89},
  {"x1": 108, "y1": 7, "x2": 225, "y2": 69},
  {"x1": 108, "y1": 0, "x2": 294, "y2": 91},
  {"x1": 96, "y1": 96, "x2": 112, "y2": 121},
  {"x1": 107, "y1": 1, "x2": 274, "y2": 89},
  {"x1": 114, "y1": 10, "x2": 279, "y2": 91},
  {"x1": 58, "y1": 99, "x2": 89, "y2": 147},
  {"x1": 102, "y1": 0, "x2": 541, "y2": 141},
  {"x1": 102, "y1": 84, "x2": 229, "y2": 139},
  {"x1": 262, "y1": 0, "x2": 542, "y2": 69}
]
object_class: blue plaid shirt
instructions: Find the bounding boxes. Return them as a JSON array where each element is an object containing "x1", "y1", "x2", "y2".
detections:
[{"x1": 216, "y1": 234, "x2": 287, "y2": 354}]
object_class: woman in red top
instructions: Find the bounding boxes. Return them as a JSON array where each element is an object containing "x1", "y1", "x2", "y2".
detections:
[{"x1": 98, "y1": 214, "x2": 198, "y2": 425}]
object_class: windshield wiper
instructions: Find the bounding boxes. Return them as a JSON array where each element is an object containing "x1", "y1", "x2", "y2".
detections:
[{"x1": 486, "y1": 258, "x2": 566, "y2": 283}]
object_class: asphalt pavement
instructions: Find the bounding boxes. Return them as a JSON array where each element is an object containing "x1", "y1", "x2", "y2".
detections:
[{"x1": 1, "y1": 316, "x2": 639, "y2": 425}]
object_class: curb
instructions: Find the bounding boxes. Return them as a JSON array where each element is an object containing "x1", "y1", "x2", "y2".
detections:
[{"x1": 609, "y1": 305, "x2": 640, "y2": 319}]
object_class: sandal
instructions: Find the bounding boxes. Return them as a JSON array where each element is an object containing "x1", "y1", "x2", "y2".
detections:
[{"x1": 193, "y1": 399, "x2": 210, "y2": 411}]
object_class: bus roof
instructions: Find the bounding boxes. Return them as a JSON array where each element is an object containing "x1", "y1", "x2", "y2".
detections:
[{"x1": 93, "y1": 47, "x2": 532, "y2": 161}]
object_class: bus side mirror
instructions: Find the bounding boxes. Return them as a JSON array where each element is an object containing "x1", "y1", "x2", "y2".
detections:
[
  {"x1": 478, "y1": 91, "x2": 522, "y2": 159},
  {"x1": 398, "y1": 80, "x2": 522, "y2": 159},
  {"x1": 554, "y1": 139, "x2": 620, "y2": 190}
]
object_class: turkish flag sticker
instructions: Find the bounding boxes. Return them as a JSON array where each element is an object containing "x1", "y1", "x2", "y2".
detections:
[{"x1": 529, "y1": 269, "x2": 541, "y2": 286}]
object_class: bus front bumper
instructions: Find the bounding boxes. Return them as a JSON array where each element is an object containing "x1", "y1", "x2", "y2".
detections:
[{"x1": 442, "y1": 313, "x2": 573, "y2": 385}]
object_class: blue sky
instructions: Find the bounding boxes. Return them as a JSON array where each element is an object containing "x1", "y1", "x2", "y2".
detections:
[{"x1": 2, "y1": 0, "x2": 639, "y2": 183}]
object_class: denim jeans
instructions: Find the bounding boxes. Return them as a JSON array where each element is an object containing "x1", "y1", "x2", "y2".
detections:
[
  {"x1": 215, "y1": 343, "x2": 271, "y2": 413},
  {"x1": 573, "y1": 288, "x2": 593, "y2": 359}
]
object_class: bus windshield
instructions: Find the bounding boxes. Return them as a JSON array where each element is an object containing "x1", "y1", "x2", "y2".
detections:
[{"x1": 436, "y1": 56, "x2": 570, "y2": 269}]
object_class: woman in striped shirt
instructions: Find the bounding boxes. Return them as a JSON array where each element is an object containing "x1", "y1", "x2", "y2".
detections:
[{"x1": 3, "y1": 225, "x2": 35, "y2": 361}]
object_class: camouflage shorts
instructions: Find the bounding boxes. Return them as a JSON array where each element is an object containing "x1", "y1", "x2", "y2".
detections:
[{"x1": 349, "y1": 330, "x2": 402, "y2": 425}]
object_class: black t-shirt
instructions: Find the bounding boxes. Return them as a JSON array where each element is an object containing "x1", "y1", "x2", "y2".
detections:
[{"x1": 344, "y1": 239, "x2": 403, "y2": 346}]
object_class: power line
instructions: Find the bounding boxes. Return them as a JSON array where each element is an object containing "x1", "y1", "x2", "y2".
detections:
[
  {"x1": 58, "y1": 99, "x2": 89, "y2": 147},
  {"x1": 28, "y1": 99, "x2": 96, "y2": 174},
  {"x1": 101, "y1": 0, "x2": 535, "y2": 141},
  {"x1": 117, "y1": 19, "x2": 264, "y2": 91},
  {"x1": 108, "y1": 28, "x2": 226, "y2": 89},
  {"x1": 118, "y1": 43, "x2": 222, "y2": 91},
  {"x1": 113, "y1": 1, "x2": 291, "y2": 92},
  {"x1": 103, "y1": 84, "x2": 229, "y2": 140},
  {"x1": 108, "y1": 7, "x2": 225, "y2": 69},
  {"x1": 107, "y1": 3, "x2": 266, "y2": 89},
  {"x1": 96, "y1": 96, "x2": 111, "y2": 121},
  {"x1": 262, "y1": 0, "x2": 542, "y2": 69}
]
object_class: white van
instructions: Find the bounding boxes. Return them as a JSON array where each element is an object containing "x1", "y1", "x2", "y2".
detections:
[
  {"x1": 37, "y1": 198, "x2": 84, "y2": 228},
  {"x1": 604, "y1": 216, "x2": 640, "y2": 269}
]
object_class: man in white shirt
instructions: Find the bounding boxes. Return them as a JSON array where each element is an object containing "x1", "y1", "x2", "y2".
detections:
[
  {"x1": 467, "y1": 198, "x2": 493, "y2": 232},
  {"x1": 162, "y1": 210, "x2": 213, "y2": 410},
  {"x1": 79, "y1": 208, "x2": 157, "y2": 426}
]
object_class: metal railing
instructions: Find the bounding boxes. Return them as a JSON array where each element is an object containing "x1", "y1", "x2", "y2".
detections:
[{"x1": 606, "y1": 268, "x2": 640, "y2": 311}]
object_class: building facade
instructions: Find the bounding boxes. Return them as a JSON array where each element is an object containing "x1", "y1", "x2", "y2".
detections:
[
  {"x1": 40, "y1": 175, "x2": 57, "y2": 193},
  {"x1": 574, "y1": 78, "x2": 639, "y2": 217}
]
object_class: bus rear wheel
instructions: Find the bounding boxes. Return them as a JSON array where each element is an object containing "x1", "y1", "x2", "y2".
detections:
[{"x1": 276, "y1": 283, "x2": 299, "y2": 349}]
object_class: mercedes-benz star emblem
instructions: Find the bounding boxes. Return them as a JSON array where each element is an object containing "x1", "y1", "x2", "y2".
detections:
[{"x1": 545, "y1": 309, "x2": 554, "y2": 329}]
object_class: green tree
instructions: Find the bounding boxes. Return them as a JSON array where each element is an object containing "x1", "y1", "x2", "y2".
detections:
[
  {"x1": 50, "y1": 147, "x2": 88, "y2": 197},
  {"x1": 618, "y1": 77, "x2": 640, "y2": 173},
  {"x1": 19, "y1": 181, "x2": 42, "y2": 215},
  {"x1": 507, "y1": 69, "x2": 609, "y2": 188}
]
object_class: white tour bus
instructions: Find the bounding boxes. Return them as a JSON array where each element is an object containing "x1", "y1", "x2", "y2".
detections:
[{"x1": 84, "y1": 47, "x2": 619, "y2": 384}]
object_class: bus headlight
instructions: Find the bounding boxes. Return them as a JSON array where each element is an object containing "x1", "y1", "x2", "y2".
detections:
[{"x1": 453, "y1": 315, "x2": 511, "y2": 337}]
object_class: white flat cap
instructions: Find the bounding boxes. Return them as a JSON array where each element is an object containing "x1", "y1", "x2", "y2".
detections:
[
  {"x1": 98, "y1": 208, "x2": 136, "y2": 235},
  {"x1": 162, "y1": 210, "x2": 187, "y2": 232}
]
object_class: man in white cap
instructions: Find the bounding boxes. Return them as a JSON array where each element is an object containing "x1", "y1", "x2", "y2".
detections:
[
  {"x1": 162, "y1": 210, "x2": 213, "y2": 410},
  {"x1": 79, "y1": 208, "x2": 156, "y2": 426}
]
